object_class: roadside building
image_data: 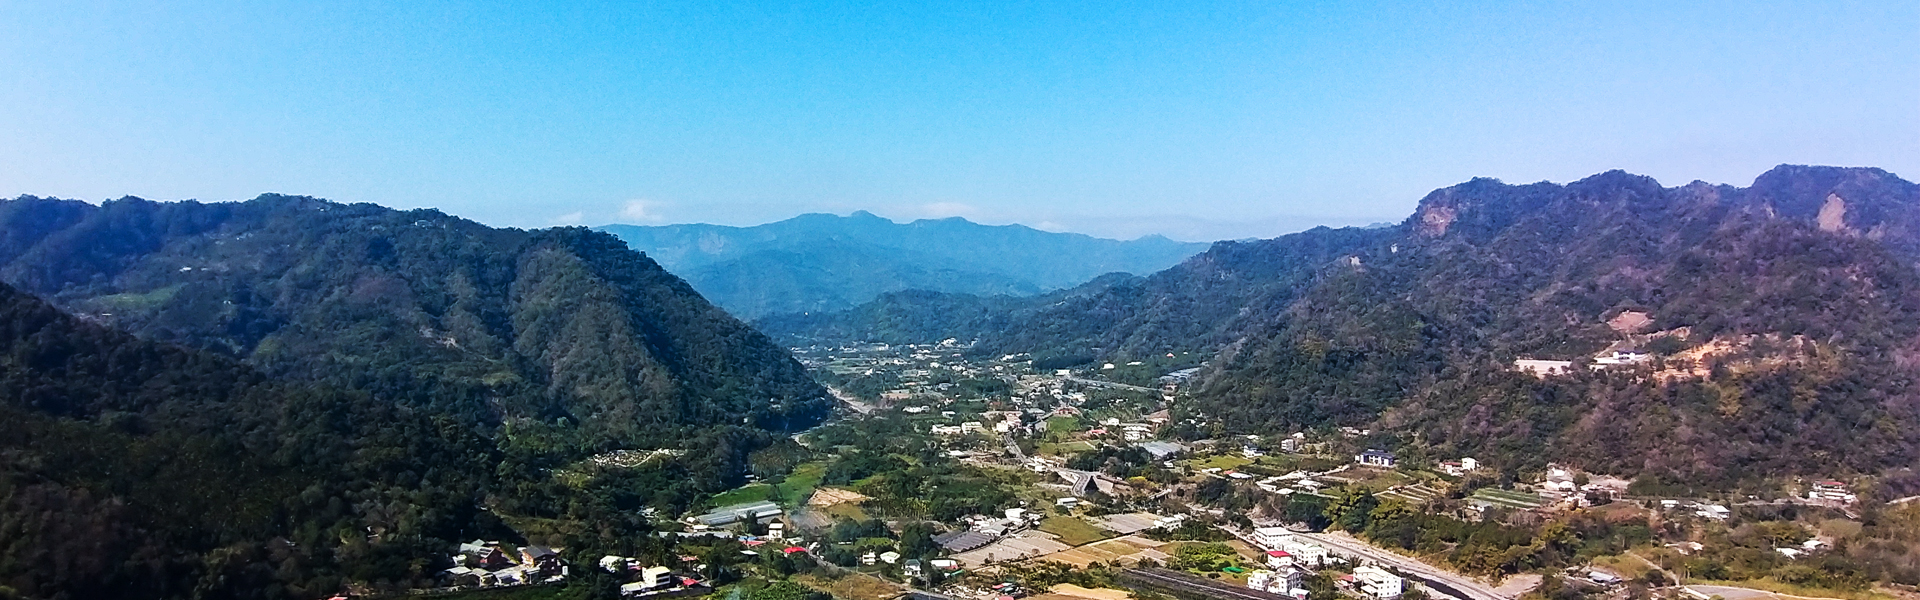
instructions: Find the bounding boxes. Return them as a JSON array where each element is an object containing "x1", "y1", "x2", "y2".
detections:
[
  {"x1": 1248, "y1": 567, "x2": 1305, "y2": 594},
  {"x1": 1281, "y1": 540, "x2": 1331, "y2": 567},
  {"x1": 1809, "y1": 481, "x2": 1857, "y2": 503},
  {"x1": 1138, "y1": 441, "x2": 1187, "y2": 460},
  {"x1": 1352, "y1": 565, "x2": 1404, "y2": 600},
  {"x1": 1266, "y1": 550, "x2": 1294, "y2": 569},
  {"x1": 692, "y1": 501, "x2": 784, "y2": 527},
  {"x1": 1355, "y1": 449, "x2": 1397, "y2": 468},
  {"x1": 1440, "y1": 457, "x2": 1479, "y2": 477},
  {"x1": 1252, "y1": 526, "x2": 1294, "y2": 550},
  {"x1": 1694, "y1": 504, "x2": 1731, "y2": 520}
]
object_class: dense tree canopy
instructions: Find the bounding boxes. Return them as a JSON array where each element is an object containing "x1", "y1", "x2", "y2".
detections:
[{"x1": 766, "y1": 166, "x2": 1920, "y2": 487}]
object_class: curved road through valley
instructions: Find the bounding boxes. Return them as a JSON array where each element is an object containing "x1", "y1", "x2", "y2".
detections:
[{"x1": 1300, "y1": 531, "x2": 1511, "y2": 600}]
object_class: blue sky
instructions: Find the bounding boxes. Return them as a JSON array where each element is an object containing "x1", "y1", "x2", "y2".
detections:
[{"x1": 1, "y1": 1, "x2": 1914, "y2": 241}]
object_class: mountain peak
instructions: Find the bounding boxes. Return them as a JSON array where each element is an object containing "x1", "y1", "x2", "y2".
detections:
[{"x1": 603, "y1": 212, "x2": 1210, "y2": 318}]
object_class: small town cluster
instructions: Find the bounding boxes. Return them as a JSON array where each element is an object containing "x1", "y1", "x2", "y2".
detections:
[{"x1": 422, "y1": 340, "x2": 1907, "y2": 600}]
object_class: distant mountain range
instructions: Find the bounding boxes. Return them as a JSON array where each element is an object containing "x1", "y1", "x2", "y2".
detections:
[
  {"x1": 599, "y1": 211, "x2": 1210, "y2": 319},
  {"x1": 762, "y1": 165, "x2": 1920, "y2": 491}
]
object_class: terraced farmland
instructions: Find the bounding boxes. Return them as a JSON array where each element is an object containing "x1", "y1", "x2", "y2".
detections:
[
  {"x1": 1469, "y1": 487, "x2": 1548, "y2": 509},
  {"x1": 1379, "y1": 483, "x2": 1445, "y2": 505}
]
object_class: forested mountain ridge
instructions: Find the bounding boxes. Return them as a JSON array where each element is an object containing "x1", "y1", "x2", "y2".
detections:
[
  {"x1": 757, "y1": 223, "x2": 1397, "y2": 363},
  {"x1": 600, "y1": 211, "x2": 1209, "y2": 318},
  {"x1": 0, "y1": 194, "x2": 831, "y2": 448},
  {"x1": 763, "y1": 165, "x2": 1920, "y2": 488},
  {"x1": 0, "y1": 280, "x2": 497, "y2": 598}
]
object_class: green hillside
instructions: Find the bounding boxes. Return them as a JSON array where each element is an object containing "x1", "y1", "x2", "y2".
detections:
[{"x1": 761, "y1": 165, "x2": 1920, "y2": 490}]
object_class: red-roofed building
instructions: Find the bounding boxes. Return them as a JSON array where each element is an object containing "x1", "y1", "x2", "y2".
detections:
[
  {"x1": 1266, "y1": 550, "x2": 1294, "y2": 569},
  {"x1": 783, "y1": 547, "x2": 807, "y2": 555}
]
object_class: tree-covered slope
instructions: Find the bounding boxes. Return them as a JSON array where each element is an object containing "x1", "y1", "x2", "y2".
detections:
[
  {"x1": 763, "y1": 166, "x2": 1920, "y2": 486},
  {"x1": 0, "y1": 194, "x2": 831, "y2": 449},
  {"x1": 600, "y1": 211, "x2": 1209, "y2": 318},
  {"x1": 758, "y1": 224, "x2": 1396, "y2": 362},
  {"x1": 0, "y1": 281, "x2": 496, "y2": 598}
]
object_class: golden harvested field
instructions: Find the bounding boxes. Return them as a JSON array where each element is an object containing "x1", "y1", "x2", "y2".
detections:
[
  {"x1": 1048, "y1": 584, "x2": 1134, "y2": 600},
  {"x1": 793, "y1": 572, "x2": 906, "y2": 600},
  {"x1": 807, "y1": 487, "x2": 870, "y2": 506},
  {"x1": 1038, "y1": 516, "x2": 1113, "y2": 546},
  {"x1": 1038, "y1": 535, "x2": 1171, "y2": 568}
]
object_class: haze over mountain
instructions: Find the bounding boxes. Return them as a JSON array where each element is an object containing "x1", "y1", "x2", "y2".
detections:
[
  {"x1": 762, "y1": 165, "x2": 1920, "y2": 488},
  {"x1": 599, "y1": 211, "x2": 1209, "y2": 319}
]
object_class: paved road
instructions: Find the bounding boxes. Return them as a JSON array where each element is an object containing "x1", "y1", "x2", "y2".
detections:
[
  {"x1": 1001, "y1": 432, "x2": 1027, "y2": 460},
  {"x1": 825, "y1": 386, "x2": 876, "y2": 415},
  {"x1": 1300, "y1": 531, "x2": 1513, "y2": 600},
  {"x1": 1064, "y1": 376, "x2": 1158, "y2": 394},
  {"x1": 1120, "y1": 568, "x2": 1292, "y2": 600},
  {"x1": 1684, "y1": 585, "x2": 1851, "y2": 600},
  {"x1": 1686, "y1": 586, "x2": 1776, "y2": 600}
]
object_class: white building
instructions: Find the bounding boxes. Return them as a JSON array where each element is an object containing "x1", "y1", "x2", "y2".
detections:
[
  {"x1": 1352, "y1": 565, "x2": 1404, "y2": 600},
  {"x1": 1252, "y1": 526, "x2": 1294, "y2": 550},
  {"x1": 599, "y1": 555, "x2": 634, "y2": 573},
  {"x1": 1281, "y1": 540, "x2": 1332, "y2": 567},
  {"x1": 1593, "y1": 350, "x2": 1650, "y2": 366},
  {"x1": 1695, "y1": 504, "x2": 1731, "y2": 520},
  {"x1": 1248, "y1": 567, "x2": 1305, "y2": 594},
  {"x1": 1356, "y1": 449, "x2": 1397, "y2": 468},
  {"x1": 636, "y1": 566, "x2": 674, "y2": 590},
  {"x1": 1809, "y1": 481, "x2": 1857, "y2": 503},
  {"x1": 1441, "y1": 457, "x2": 1479, "y2": 477}
]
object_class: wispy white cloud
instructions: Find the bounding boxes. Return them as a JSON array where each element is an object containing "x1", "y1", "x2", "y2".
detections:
[
  {"x1": 550, "y1": 211, "x2": 585, "y2": 226},
  {"x1": 621, "y1": 199, "x2": 668, "y2": 222}
]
